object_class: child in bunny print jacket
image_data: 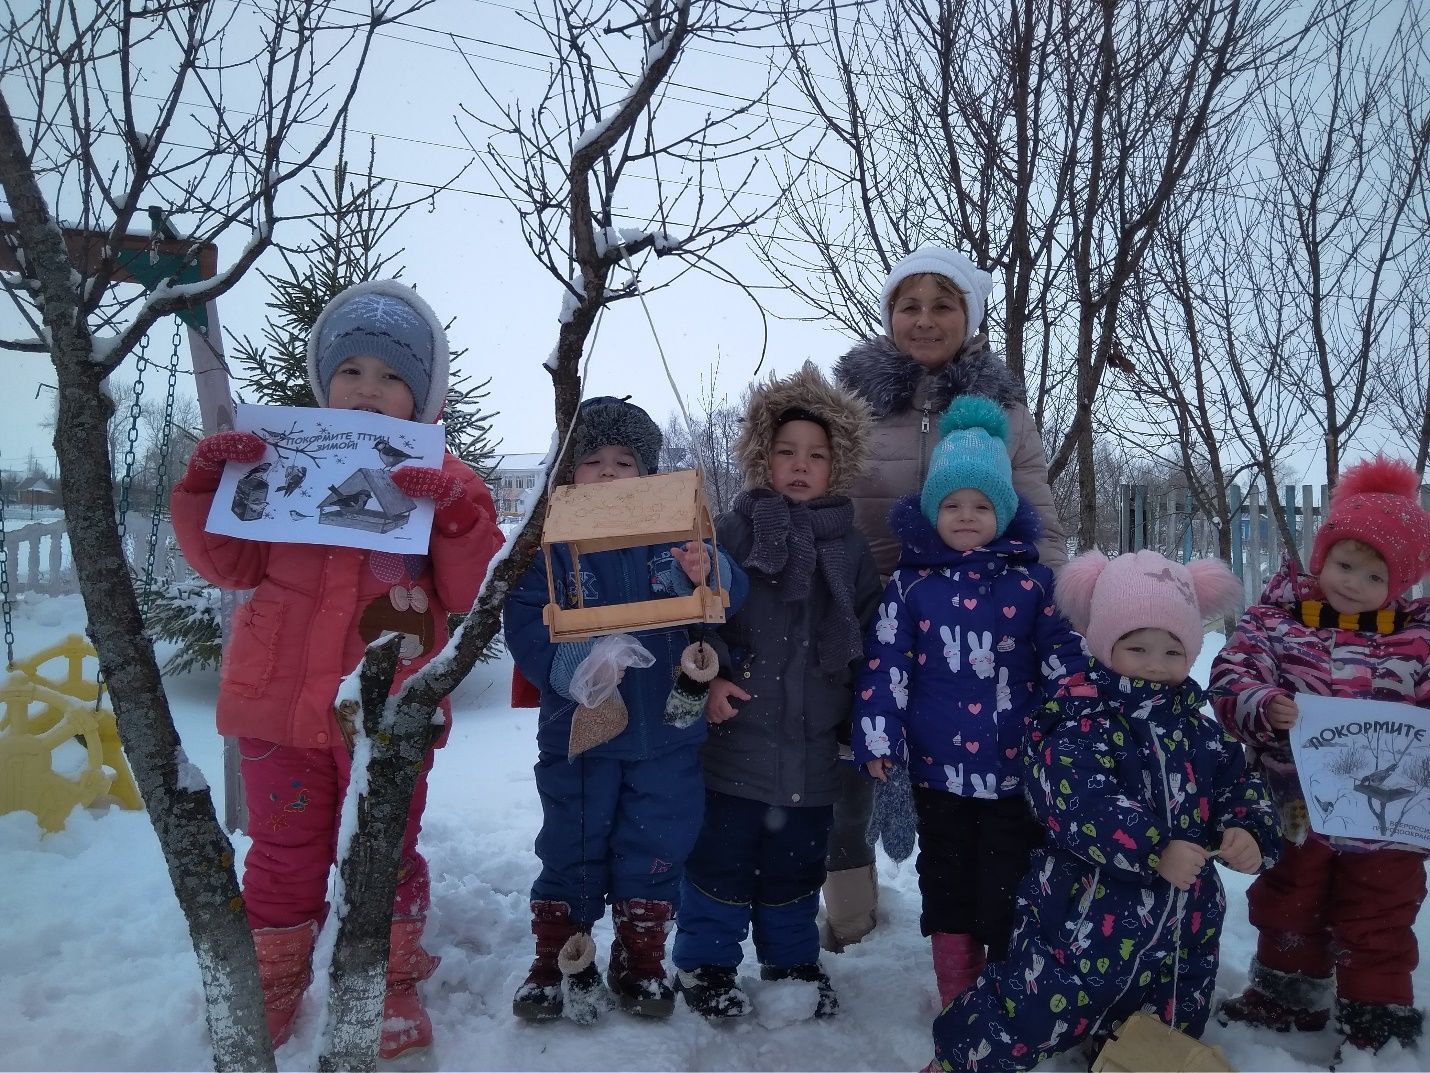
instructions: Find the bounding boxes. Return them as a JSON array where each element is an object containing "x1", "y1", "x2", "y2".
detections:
[{"x1": 852, "y1": 397, "x2": 1087, "y2": 1009}]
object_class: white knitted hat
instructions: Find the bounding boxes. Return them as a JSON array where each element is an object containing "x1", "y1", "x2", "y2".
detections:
[{"x1": 879, "y1": 247, "x2": 995, "y2": 348}]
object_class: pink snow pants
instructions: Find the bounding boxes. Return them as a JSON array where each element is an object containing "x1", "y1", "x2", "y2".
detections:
[{"x1": 238, "y1": 737, "x2": 434, "y2": 929}]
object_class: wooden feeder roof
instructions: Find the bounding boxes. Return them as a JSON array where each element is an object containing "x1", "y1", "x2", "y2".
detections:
[
  {"x1": 542, "y1": 470, "x2": 711, "y2": 553},
  {"x1": 539, "y1": 469, "x2": 728, "y2": 642}
]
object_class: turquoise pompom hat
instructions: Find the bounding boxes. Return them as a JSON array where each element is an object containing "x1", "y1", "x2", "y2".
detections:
[{"x1": 919, "y1": 395, "x2": 1016, "y2": 535}]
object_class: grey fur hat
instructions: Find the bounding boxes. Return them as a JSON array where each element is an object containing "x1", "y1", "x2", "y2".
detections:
[
  {"x1": 306, "y1": 280, "x2": 450, "y2": 423},
  {"x1": 573, "y1": 395, "x2": 663, "y2": 475},
  {"x1": 734, "y1": 361, "x2": 872, "y2": 496}
]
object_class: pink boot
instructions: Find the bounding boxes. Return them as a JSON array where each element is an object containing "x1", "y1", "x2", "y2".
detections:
[
  {"x1": 931, "y1": 933, "x2": 985, "y2": 1009},
  {"x1": 380, "y1": 917, "x2": 442, "y2": 1060},
  {"x1": 253, "y1": 921, "x2": 318, "y2": 1048}
]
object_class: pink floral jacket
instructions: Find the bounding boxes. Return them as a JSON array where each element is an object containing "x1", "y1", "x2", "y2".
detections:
[{"x1": 1211, "y1": 563, "x2": 1430, "y2": 852}]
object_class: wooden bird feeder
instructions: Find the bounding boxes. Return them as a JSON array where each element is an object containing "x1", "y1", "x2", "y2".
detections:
[
  {"x1": 1091, "y1": 1011, "x2": 1234, "y2": 1073},
  {"x1": 541, "y1": 469, "x2": 730, "y2": 643}
]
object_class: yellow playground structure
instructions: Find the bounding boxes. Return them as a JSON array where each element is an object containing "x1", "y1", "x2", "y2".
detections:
[{"x1": 0, "y1": 634, "x2": 143, "y2": 832}]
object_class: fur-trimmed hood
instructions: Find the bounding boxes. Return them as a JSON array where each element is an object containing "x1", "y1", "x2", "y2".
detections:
[
  {"x1": 888, "y1": 492, "x2": 1043, "y2": 570},
  {"x1": 832, "y1": 334, "x2": 1026, "y2": 419},
  {"x1": 735, "y1": 360, "x2": 873, "y2": 496}
]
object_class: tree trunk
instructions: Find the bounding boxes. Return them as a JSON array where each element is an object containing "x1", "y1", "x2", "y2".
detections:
[
  {"x1": 0, "y1": 91, "x2": 273, "y2": 1072},
  {"x1": 319, "y1": 636, "x2": 410, "y2": 1073},
  {"x1": 316, "y1": 265, "x2": 593, "y2": 1066},
  {"x1": 55, "y1": 351, "x2": 273, "y2": 1071}
]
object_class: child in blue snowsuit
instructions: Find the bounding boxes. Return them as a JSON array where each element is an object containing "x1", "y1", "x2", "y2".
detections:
[
  {"x1": 929, "y1": 549, "x2": 1281, "y2": 1072},
  {"x1": 671, "y1": 362, "x2": 882, "y2": 1021},
  {"x1": 853, "y1": 396, "x2": 1088, "y2": 1010},
  {"x1": 503, "y1": 396, "x2": 747, "y2": 1024}
]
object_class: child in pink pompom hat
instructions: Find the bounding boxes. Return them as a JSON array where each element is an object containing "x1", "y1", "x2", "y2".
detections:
[
  {"x1": 928, "y1": 548, "x2": 1279, "y2": 1072},
  {"x1": 1061, "y1": 548, "x2": 1242, "y2": 669},
  {"x1": 1213, "y1": 454, "x2": 1430, "y2": 1061}
]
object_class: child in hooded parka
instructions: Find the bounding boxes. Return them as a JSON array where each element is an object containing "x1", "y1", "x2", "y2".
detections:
[
  {"x1": 670, "y1": 362, "x2": 882, "y2": 1020},
  {"x1": 928, "y1": 549, "x2": 1280, "y2": 1072},
  {"x1": 502, "y1": 396, "x2": 748, "y2": 1025},
  {"x1": 852, "y1": 395, "x2": 1088, "y2": 1011},
  {"x1": 171, "y1": 280, "x2": 504, "y2": 1059}
]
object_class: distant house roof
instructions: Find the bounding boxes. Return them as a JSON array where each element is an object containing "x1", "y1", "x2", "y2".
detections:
[
  {"x1": 490, "y1": 452, "x2": 547, "y2": 472},
  {"x1": 18, "y1": 476, "x2": 60, "y2": 494}
]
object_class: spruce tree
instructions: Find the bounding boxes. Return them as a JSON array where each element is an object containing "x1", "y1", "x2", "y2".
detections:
[{"x1": 232, "y1": 139, "x2": 498, "y2": 474}]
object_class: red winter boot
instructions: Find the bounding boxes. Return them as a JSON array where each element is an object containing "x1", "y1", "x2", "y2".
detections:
[
  {"x1": 608, "y1": 898, "x2": 676, "y2": 1018},
  {"x1": 931, "y1": 933, "x2": 985, "y2": 1009},
  {"x1": 1216, "y1": 958, "x2": 1332, "y2": 1033},
  {"x1": 513, "y1": 900, "x2": 582, "y2": 1022},
  {"x1": 379, "y1": 917, "x2": 442, "y2": 1060},
  {"x1": 253, "y1": 920, "x2": 318, "y2": 1048}
]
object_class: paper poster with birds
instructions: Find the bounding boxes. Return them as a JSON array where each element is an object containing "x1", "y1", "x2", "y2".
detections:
[
  {"x1": 204, "y1": 403, "x2": 445, "y2": 554},
  {"x1": 1291, "y1": 693, "x2": 1430, "y2": 850}
]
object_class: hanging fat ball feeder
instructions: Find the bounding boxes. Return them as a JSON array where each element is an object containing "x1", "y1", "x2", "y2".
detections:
[
  {"x1": 664, "y1": 638, "x2": 719, "y2": 728},
  {"x1": 540, "y1": 468, "x2": 730, "y2": 643}
]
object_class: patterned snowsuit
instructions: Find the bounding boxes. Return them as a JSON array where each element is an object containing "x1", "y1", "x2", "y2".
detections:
[
  {"x1": 852, "y1": 495, "x2": 1086, "y2": 948},
  {"x1": 931, "y1": 669, "x2": 1281, "y2": 1071},
  {"x1": 851, "y1": 496, "x2": 1084, "y2": 796},
  {"x1": 1211, "y1": 564, "x2": 1430, "y2": 1005}
]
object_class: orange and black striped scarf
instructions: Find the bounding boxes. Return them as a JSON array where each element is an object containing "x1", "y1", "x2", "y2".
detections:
[{"x1": 1292, "y1": 599, "x2": 1406, "y2": 635}]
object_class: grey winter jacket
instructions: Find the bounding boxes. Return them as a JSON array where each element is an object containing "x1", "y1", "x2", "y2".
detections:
[
  {"x1": 834, "y1": 335, "x2": 1068, "y2": 577},
  {"x1": 701, "y1": 508, "x2": 883, "y2": 808}
]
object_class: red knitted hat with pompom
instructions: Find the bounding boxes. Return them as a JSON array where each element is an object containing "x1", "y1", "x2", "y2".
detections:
[{"x1": 1309, "y1": 455, "x2": 1430, "y2": 600}]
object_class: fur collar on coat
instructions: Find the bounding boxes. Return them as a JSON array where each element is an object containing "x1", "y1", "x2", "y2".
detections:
[{"x1": 833, "y1": 334, "x2": 1026, "y2": 419}]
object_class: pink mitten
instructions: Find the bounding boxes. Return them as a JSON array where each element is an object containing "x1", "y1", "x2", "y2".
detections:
[
  {"x1": 391, "y1": 465, "x2": 477, "y2": 535},
  {"x1": 179, "y1": 431, "x2": 267, "y2": 492}
]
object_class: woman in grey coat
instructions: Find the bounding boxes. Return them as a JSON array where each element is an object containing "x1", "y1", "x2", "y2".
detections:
[{"x1": 822, "y1": 246, "x2": 1069, "y2": 951}]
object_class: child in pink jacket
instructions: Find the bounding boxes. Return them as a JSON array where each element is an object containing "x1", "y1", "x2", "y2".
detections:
[
  {"x1": 171, "y1": 281, "x2": 503, "y2": 1058},
  {"x1": 1213, "y1": 455, "x2": 1430, "y2": 1061}
]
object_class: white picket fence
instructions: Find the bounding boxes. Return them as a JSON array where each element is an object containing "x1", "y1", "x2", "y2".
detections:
[
  {"x1": 1, "y1": 512, "x2": 179, "y2": 597},
  {"x1": 1120, "y1": 483, "x2": 1430, "y2": 602}
]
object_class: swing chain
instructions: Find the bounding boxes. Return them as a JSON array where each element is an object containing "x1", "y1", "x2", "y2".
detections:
[
  {"x1": 138, "y1": 320, "x2": 183, "y2": 612},
  {"x1": 0, "y1": 463, "x2": 13, "y2": 668},
  {"x1": 115, "y1": 332, "x2": 150, "y2": 544}
]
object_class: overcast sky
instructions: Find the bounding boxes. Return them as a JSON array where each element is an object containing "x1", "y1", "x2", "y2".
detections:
[{"x1": 2, "y1": 0, "x2": 858, "y2": 477}]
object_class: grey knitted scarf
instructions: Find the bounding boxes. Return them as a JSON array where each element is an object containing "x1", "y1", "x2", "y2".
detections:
[{"x1": 732, "y1": 488, "x2": 861, "y2": 673}]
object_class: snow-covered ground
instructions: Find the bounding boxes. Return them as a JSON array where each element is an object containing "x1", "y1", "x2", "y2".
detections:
[{"x1": 2, "y1": 591, "x2": 1427, "y2": 1072}]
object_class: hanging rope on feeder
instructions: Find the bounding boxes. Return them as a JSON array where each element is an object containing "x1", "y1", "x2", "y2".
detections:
[{"x1": 538, "y1": 251, "x2": 732, "y2": 645}]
